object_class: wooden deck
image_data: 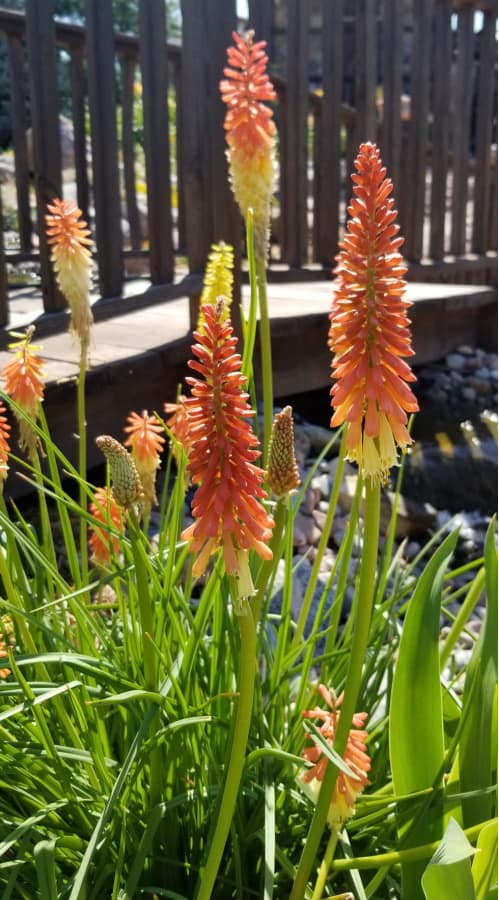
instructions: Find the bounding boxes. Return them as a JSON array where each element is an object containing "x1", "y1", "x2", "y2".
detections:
[{"x1": 1, "y1": 278, "x2": 497, "y2": 495}]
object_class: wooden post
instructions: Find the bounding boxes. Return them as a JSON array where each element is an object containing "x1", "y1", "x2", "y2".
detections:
[
  {"x1": 85, "y1": 0, "x2": 123, "y2": 298},
  {"x1": 381, "y1": 0, "x2": 402, "y2": 194},
  {"x1": 472, "y1": 10, "x2": 496, "y2": 254},
  {"x1": 249, "y1": 0, "x2": 273, "y2": 50},
  {"x1": 180, "y1": 0, "x2": 211, "y2": 274},
  {"x1": 7, "y1": 34, "x2": 31, "y2": 254},
  {"x1": 173, "y1": 57, "x2": 186, "y2": 251},
  {"x1": 430, "y1": 0, "x2": 452, "y2": 260},
  {"x1": 139, "y1": 0, "x2": 174, "y2": 283},
  {"x1": 70, "y1": 45, "x2": 90, "y2": 224},
  {"x1": 121, "y1": 56, "x2": 142, "y2": 253},
  {"x1": 25, "y1": 0, "x2": 65, "y2": 313},
  {"x1": 282, "y1": 0, "x2": 309, "y2": 267},
  {"x1": 450, "y1": 5, "x2": 474, "y2": 257},
  {"x1": 0, "y1": 189, "x2": 9, "y2": 327},
  {"x1": 402, "y1": 0, "x2": 432, "y2": 261},
  {"x1": 314, "y1": 0, "x2": 343, "y2": 266},
  {"x1": 354, "y1": 0, "x2": 377, "y2": 146}
]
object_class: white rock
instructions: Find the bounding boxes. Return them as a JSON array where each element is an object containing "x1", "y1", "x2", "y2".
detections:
[{"x1": 446, "y1": 353, "x2": 466, "y2": 371}]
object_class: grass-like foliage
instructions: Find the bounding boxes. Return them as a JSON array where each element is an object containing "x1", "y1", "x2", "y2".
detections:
[{"x1": 0, "y1": 31, "x2": 496, "y2": 900}]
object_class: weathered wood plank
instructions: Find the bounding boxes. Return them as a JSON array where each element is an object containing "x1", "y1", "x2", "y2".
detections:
[
  {"x1": 488, "y1": 158, "x2": 497, "y2": 252},
  {"x1": 7, "y1": 34, "x2": 31, "y2": 254},
  {"x1": 249, "y1": 0, "x2": 273, "y2": 48},
  {"x1": 85, "y1": 0, "x2": 123, "y2": 298},
  {"x1": 0, "y1": 189, "x2": 9, "y2": 327},
  {"x1": 450, "y1": 5, "x2": 474, "y2": 256},
  {"x1": 381, "y1": 0, "x2": 402, "y2": 192},
  {"x1": 282, "y1": 0, "x2": 309, "y2": 266},
  {"x1": 139, "y1": 0, "x2": 174, "y2": 283},
  {"x1": 314, "y1": 0, "x2": 343, "y2": 265},
  {"x1": 430, "y1": 0, "x2": 452, "y2": 260},
  {"x1": 354, "y1": 0, "x2": 377, "y2": 146},
  {"x1": 471, "y1": 10, "x2": 496, "y2": 253},
  {"x1": 25, "y1": 0, "x2": 65, "y2": 313},
  {"x1": 403, "y1": 0, "x2": 432, "y2": 261},
  {"x1": 173, "y1": 57, "x2": 186, "y2": 251},
  {"x1": 179, "y1": 0, "x2": 211, "y2": 274},
  {"x1": 121, "y1": 56, "x2": 142, "y2": 252},
  {"x1": 70, "y1": 45, "x2": 90, "y2": 224}
]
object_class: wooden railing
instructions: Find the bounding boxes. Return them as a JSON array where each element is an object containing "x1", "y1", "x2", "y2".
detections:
[{"x1": 0, "y1": 0, "x2": 496, "y2": 336}]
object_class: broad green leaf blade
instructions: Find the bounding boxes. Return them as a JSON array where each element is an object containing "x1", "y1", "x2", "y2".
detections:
[
  {"x1": 472, "y1": 820, "x2": 498, "y2": 900},
  {"x1": 460, "y1": 519, "x2": 498, "y2": 827},
  {"x1": 389, "y1": 530, "x2": 459, "y2": 899},
  {"x1": 421, "y1": 817, "x2": 476, "y2": 900}
]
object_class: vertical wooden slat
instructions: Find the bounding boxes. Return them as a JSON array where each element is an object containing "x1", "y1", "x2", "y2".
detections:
[
  {"x1": 488, "y1": 154, "x2": 497, "y2": 252},
  {"x1": 314, "y1": 0, "x2": 343, "y2": 265},
  {"x1": 180, "y1": 0, "x2": 211, "y2": 275},
  {"x1": 85, "y1": 0, "x2": 123, "y2": 298},
  {"x1": 472, "y1": 10, "x2": 496, "y2": 254},
  {"x1": 429, "y1": 0, "x2": 452, "y2": 260},
  {"x1": 403, "y1": 0, "x2": 432, "y2": 261},
  {"x1": 121, "y1": 56, "x2": 142, "y2": 252},
  {"x1": 381, "y1": 0, "x2": 402, "y2": 192},
  {"x1": 70, "y1": 45, "x2": 90, "y2": 223},
  {"x1": 0, "y1": 188, "x2": 9, "y2": 326},
  {"x1": 139, "y1": 0, "x2": 173, "y2": 283},
  {"x1": 282, "y1": 0, "x2": 309, "y2": 266},
  {"x1": 25, "y1": 0, "x2": 64, "y2": 313},
  {"x1": 249, "y1": 0, "x2": 273, "y2": 49},
  {"x1": 173, "y1": 57, "x2": 186, "y2": 251},
  {"x1": 354, "y1": 0, "x2": 377, "y2": 146},
  {"x1": 450, "y1": 5, "x2": 474, "y2": 257},
  {"x1": 7, "y1": 34, "x2": 31, "y2": 254}
]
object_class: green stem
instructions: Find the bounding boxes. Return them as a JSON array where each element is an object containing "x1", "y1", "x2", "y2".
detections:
[
  {"x1": 290, "y1": 479, "x2": 380, "y2": 900},
  {"x1": 195, "y1": 601, "x2": 256, "y2": 900},
  {"x1": 311, "y1": 829, "x2": 340, "y2": 900},
  {"x1": 77, "y1": 342, "x2": 88, "y2": 582},
  {"x1": 256, "y1": 258, "x2": 273, "y2": 465},
  {"x1": 251, "y1": 496, "x2": 286, "y2": 624}
]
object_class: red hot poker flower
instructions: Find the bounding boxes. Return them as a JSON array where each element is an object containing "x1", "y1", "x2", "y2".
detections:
[
  {"x1": 88, "y1": 487, "x2": 124, "y2": 567},
  {"x1": 0, "y1": 403, "x2": 10, "y2": 484},
  {"x1": 181, "y1": 300, "x2": 274, "y2": 583},
  {"x1": 45, "y1": 198, "x2": 93, "y2": 347},
  {"x1": 123, "y1": 410, "x2": 165, "y2": 508},
  {"x1": 220, "y1": 31, "x2": 276, "y2": 261},
  {"x1": 329, "y1": 142, "x2": 419, "y2": 484},
  {"x1": 301, "y1": 684, "x2": 371, "y2": 831},
  {"x1": 2, "y1": 328, "x2": 45, "y2": 454}
]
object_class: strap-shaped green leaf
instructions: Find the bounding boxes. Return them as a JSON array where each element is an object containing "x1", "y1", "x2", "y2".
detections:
[
  {"x1": 390, "y1": 530, "x2": 459, "y2": 898},
  {"x1": 460, "y1": 518, "x2": 498, "y2": 828},
  {"x1": 472, "y1": 819, "x2": 498, "y2": 899}
]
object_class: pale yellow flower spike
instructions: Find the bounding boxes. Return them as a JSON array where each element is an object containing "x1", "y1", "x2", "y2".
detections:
[{"x1": 198, "y1": 242, "x2": 234, "y2": 331}]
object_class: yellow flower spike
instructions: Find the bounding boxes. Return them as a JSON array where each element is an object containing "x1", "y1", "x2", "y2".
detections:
[
  {"x1": 2, "y1": 327, "x2": 45, "y2": 455},
  {"x1": 95, "y1": 435, "x2": 144, "y2": 510},
  {"x1": 198, "y1": 241, "x2": 234, "y2": 331},
  {"x1": 265, "y1": 405, "x2": 301, "y2": 498},
  {"x1": 45, "y1": 198, "x2": 93, "y2": 349}
]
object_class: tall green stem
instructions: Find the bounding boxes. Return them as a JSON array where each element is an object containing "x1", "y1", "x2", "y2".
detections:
[
  {"x1": 195, "y1": 601, "x2": 256, "y2": 900},
  {"x1": 256, "y1": 258, "x2": 273, "y2": 464},
  {"x1": 290, "y1": 479, "x2": 380, "y2": 900},
  {"x1": 311, "y1": 828, "x2": 339, "y2": 900},
  {"x1": 77, "y1": 342, "x2": 88, "y2": 582}
]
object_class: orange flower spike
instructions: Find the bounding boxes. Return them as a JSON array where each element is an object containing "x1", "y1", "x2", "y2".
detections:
[
  {"x1": 0, "y1": 403, "x2": 11, "y2": 484},
  {"x1": 88, "y1": 487, "x2": 124, "y2": 567},
  {"x1": 329, "y1": 142, "x2": 419, "y2": 485},
  {"x1": 180, "y1": 300, "x2": 274, "y2": 588},
  {"x1": 46, "y1": 198, "x2": 93, "y2": 347},
  {"x1": 220, "y1": 31, "x2": 276, "y2": 261},
  {"x1": 123, "y1": 410, "x2": 165, "y2": 508},
  {"x1": 301, "y1": 684, "x2": 371, "y2": 831},
  {"x1": 2, "y1": 328, "x2": 45, "y2": 454}
]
